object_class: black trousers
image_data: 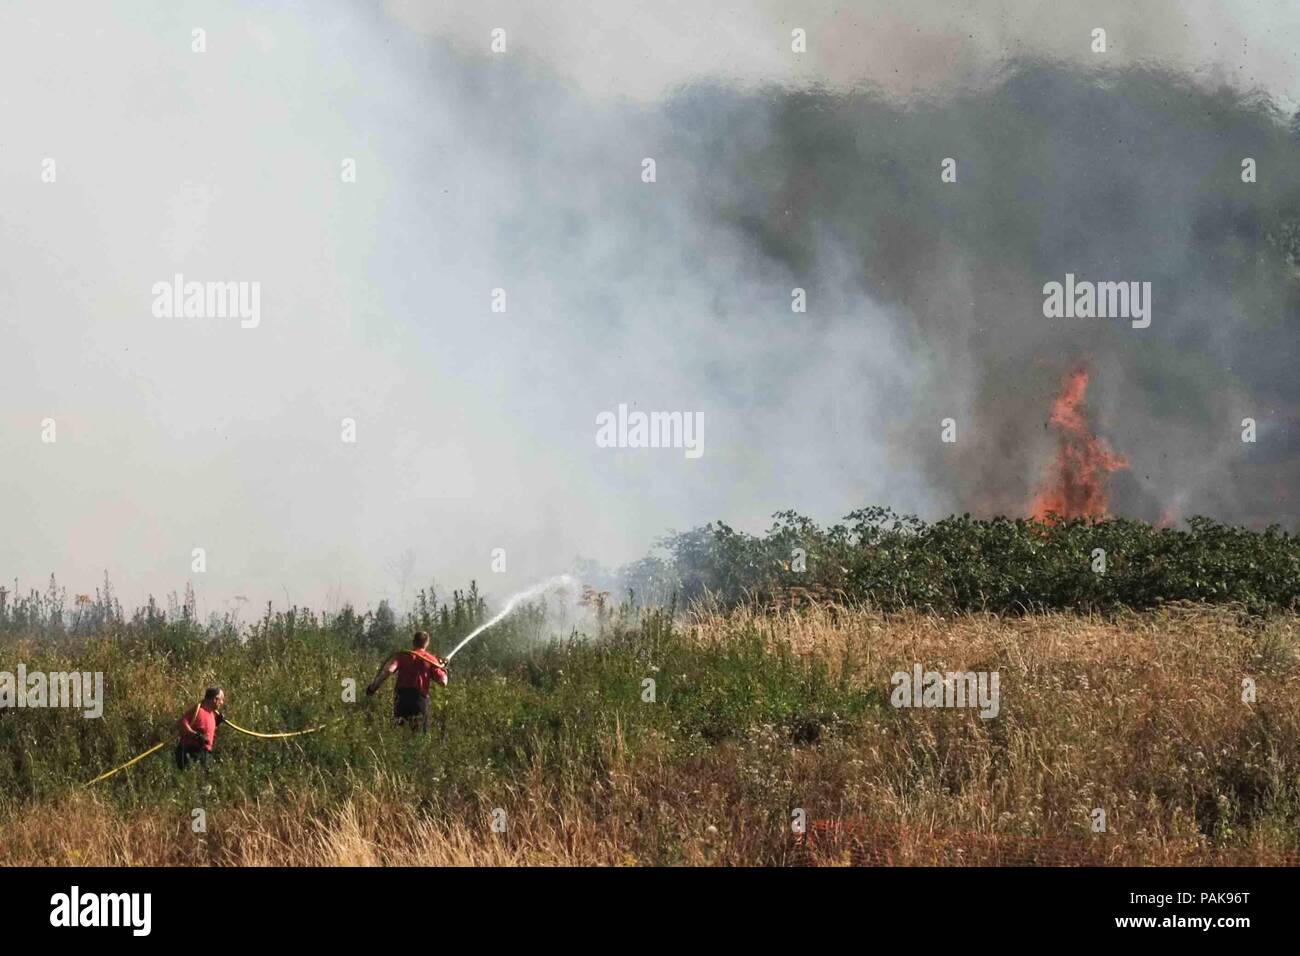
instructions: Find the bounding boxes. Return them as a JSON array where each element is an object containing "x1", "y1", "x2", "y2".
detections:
[
  {"x1": 174, "y1": 743, "x2": 210, "y2": 771},
  {"x1": 394, "y1": 688, "x2": 430, "y2": 732}
]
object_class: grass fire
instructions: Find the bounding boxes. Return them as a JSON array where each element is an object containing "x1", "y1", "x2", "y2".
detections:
[
  {"x1": 1031, "y1": 365, "x2": 1131, "y2": 522},
  {"x1": 1, "y1": 0, "x2": 1298, "y2": 894}
]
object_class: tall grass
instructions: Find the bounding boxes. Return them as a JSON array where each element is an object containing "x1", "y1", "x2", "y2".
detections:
[{"x1": 2, "y1": 594, "x2": 1297, "y2": 865}]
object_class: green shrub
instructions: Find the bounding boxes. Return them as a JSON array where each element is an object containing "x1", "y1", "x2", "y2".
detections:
[{"x1": 654, "y1": 509, "x2": 1299, "y2": 614}]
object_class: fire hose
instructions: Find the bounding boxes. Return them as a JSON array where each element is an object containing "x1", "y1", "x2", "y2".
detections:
[
  {"x1": 84, "y1": 713, "x2": 339, "y2": 786},
  {"x1": 85, "y1": 662, "x2": 446, "y2": 786},
  {"x1": 83, "y1": 577, "x2": 563, "y2": 785}
]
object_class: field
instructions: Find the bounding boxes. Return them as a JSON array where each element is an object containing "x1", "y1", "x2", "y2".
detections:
[{"x1": 3, "y1": 579, "x2": 1299, "y2": 865}]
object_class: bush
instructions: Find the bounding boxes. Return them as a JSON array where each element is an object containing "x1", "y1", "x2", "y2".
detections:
[{"x1": 654, "y1": 509, "x2": 1299, "y2": 614}]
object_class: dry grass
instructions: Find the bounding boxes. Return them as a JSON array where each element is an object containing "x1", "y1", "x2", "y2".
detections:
[
  {"x1": 3, "y1": 604, "x2": 1297, "y2": 866},
  {"x1": 708, "y1": 602, "x2": 1300, "y2": 862}
]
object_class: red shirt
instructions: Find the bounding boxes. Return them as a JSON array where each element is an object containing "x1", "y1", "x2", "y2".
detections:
[
  {"x1": 182, "y1": 704, "x2": 218, "y2": 751},
  {"x1": 394, "y1": 649, "x2": 447, "y2": 696}
]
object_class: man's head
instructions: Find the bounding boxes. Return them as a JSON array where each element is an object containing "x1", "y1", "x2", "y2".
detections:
[
  {"x1": 202, "y1": 687, "x2": 225, "y2": 711},
  {"x1": 412, "y1": 631, "x2": 430, "y2": 649}
]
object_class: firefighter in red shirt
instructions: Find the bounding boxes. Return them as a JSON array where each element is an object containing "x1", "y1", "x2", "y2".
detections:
[
  {"x1": 176, "y1": 687, "x2": 225, "y2": 770},
  {"x1": 366, "y1": 631, "x2": 448, "y2": 733}
]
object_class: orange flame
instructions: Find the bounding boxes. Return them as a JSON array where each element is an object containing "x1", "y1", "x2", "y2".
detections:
[{"x1": 1030, "y1": 366, "x2": 1128, "y2": 522}]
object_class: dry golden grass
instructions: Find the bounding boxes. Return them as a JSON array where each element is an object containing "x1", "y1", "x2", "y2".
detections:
[
  {"x1": 704, "y1": 602, "x2": 1300, "y2": 863},
  {"x1": 3, "y1": 604, "x2": 1297, "y2": 866}
]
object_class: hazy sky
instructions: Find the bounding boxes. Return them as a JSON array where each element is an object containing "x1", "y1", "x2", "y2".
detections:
[
  {"x1": 2, "y1": 1, "x2": 1297, "y2": 616},
  {"x1": 386, "y1": 0, "x2": 1300, "y2": 106}
]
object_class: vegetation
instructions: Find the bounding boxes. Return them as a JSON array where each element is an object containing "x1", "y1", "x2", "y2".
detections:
[
  {"x1": 2, "y1": 511, "x2": 1296, "y2": 865},
  {"x1": 630, "y1": 509, "x2": 1300, "y2": 614},
  {"x1": 2, "y1": 582, "x2": 1298, "y2": 864}
]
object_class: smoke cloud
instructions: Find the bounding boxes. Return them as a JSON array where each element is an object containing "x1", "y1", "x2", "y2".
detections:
[{"x1": 1, "y1": 1, "x2": 1295, "y2": 615}]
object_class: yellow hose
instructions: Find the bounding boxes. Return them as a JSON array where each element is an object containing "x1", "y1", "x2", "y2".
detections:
[
  {"x1": 84, "y1": 741, "x2": 168, "y2": 786},
  {"x1": 221, "y1": 716, "x2": 334, "y2": 739},
  {"x1": 85, "y1": 713, "x2": 340, "y2": 785}
]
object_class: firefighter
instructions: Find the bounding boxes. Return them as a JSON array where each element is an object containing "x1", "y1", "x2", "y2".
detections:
[
  {"x1": 176, "y1": 687, "x2": 225, "y2": 770},
  {"x1": 366, "y1": 631, "x2": 448, "y2": 733}
]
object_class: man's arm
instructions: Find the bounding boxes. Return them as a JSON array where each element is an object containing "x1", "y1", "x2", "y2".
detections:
[
  {"x1": 366, "y1": 658, "x2": 395, "y2": 697},
  {"x1": 177, "y1": 706, "x2": 206, "y2": 746}
]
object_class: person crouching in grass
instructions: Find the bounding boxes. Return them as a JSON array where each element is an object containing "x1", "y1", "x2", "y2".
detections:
[
  {"x1": 366, "y1": 631, "x2": 448, "y2": 733},
  {"x1": 176, "y1": 687, "x2": 225, "y2": 770}
]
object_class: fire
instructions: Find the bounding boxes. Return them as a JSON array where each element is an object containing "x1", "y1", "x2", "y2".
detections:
[{"x1": 1029, "y1": 366, "x2": 1128, "y2": 522}]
